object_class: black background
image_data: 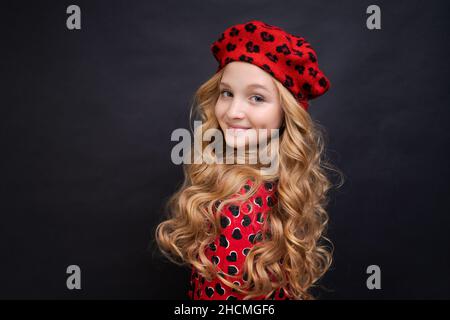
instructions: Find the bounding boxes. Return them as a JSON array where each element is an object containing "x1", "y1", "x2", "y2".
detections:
[{"x1": 1, "y1": 0, "x2": 449, "y2": 299}]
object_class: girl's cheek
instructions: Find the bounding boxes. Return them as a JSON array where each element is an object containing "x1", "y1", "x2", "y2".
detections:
[
  {"x1": 258, "y1": 107, "x2": 283, "y2": 129},
  {"x1": 214, "y1": 103, "x2": 222, "y2": 119},
  {"x1": 215, "y1": 103, "x2": 227, "y2": 120}
]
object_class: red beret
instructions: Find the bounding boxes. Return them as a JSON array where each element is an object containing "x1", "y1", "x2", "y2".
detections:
[{"x1": 210, "y1": 20, "x2": 331, "y2": 110}]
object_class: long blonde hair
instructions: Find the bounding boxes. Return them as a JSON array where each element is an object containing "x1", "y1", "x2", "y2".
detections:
[{"x1": 154, "y1": 67, "x2": 344, "y2": 300}]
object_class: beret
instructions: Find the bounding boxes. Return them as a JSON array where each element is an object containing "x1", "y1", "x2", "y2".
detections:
[{"x1": 210, "y1": 20, "x2": 331, "y2": 110}]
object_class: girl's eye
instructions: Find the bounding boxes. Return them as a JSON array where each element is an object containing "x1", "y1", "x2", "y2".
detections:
[
  {"x1": 219, "y1": 90, "x2": 265, "y2": 103},
  {"x1": 251, "y1": 95, "x2": 265, "y2": 103},
  {"x1": 220, "y1": 90, "x2": 232, "y2": 97}
]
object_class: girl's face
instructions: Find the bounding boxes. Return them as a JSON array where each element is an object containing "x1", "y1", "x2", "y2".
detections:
[{"x1": 215, "y1": 61, "x2": 284, "y2": 149}]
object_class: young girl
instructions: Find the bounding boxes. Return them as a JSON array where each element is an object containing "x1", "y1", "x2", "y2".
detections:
[{"x1": 155, "y1": 20, "x2": 343, "y2": 300}]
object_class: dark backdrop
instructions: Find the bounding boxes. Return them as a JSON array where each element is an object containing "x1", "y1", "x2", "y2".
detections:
[{"x1": 1, "y1": 0, "x2": 449, "y2": 299}]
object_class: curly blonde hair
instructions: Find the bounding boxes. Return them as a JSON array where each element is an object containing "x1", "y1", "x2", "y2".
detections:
[{"x1": 154, "y1": 67, "x2": 344, "y2": 300}]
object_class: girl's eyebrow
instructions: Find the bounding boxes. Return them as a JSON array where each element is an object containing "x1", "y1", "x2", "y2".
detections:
[{"x1": 220, "y1": 81, "x2": 270, "y2": 93}]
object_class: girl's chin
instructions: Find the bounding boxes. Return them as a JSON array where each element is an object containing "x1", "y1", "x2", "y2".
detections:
[
  {"x1": 225, "y1": 141, "x2": 247, "y2": 149},
  {"x1": 224, "y1": 137, "x2": 259, "y2": 149}
]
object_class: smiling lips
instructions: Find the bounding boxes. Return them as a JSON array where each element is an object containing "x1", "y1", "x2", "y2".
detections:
[{"x1": 227, "y1": 125, "x2": 251, "y2": 136}]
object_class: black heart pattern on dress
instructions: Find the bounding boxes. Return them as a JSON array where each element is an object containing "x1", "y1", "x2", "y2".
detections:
[
  {"x1": 229, "y1": 205, "x2": 240, "y2": 217},
  {"x1": 256, "y1": 212, "x2": 264, "y2": 224},
  {"x1": 220, "y1": 215, "x2": 231, "y2": 228},
  {"x1": 228, "y1": 265, "x2": 238, "y2": 275},
  {"x1": 264, "y1": 182, "x2": 273, "y2": 191},
  {"x1": 254, "y1": 231, "x2": 263, "y2": 243},
  {"x1": 232, "y1": 228, "x2": 242, "y2": 240},
  {"x1": 249, "y1": 231, "x2": 263, "y2": 244},
  {"x1": 212, "y1": 255, "x2": 220, "y2": 265},
  {"x1": 205, "y1": 286, "x2": 214, "y2": 298},
  {"x1": 242, "y1": 215, "x2": 251, "y2": 227},
  {"x1": 226, "y1": 251, "x2": 237, "y2": 262},
  {"x1": 215, "y1": 282, "x2": 225, "y2": 295},
  {"x1": 219, "y1": 234, "x2": 229, "y2": 248},
  {"x1": 254, "y1": 197, "x2": 263, "y2": 207},
  {"x1": 190, "y1": 178, "x2": 283, "y2": 300}
]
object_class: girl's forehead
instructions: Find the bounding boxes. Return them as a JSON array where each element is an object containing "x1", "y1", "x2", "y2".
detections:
[{"x1": 221, "y1": 62, "x2": 276, "y2": 91}]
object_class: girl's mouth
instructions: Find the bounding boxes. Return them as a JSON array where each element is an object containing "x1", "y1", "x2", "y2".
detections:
[{"x1": 227, "y1": 126, "x2": 251, "y2": 136}]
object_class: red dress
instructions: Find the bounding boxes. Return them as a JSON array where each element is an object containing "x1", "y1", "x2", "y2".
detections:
[{"x1": 188, "y1": 179, "x2": 290, "y2": 300}]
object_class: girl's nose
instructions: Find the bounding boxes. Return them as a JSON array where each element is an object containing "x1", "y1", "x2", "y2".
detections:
[{"x1": 226, "y1": 99, "x2": 245, "y2": 119}]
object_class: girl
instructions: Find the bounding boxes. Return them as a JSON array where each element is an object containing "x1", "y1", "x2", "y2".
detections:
[{"x1": 155, "y1": 20, "x2": 343, "y2": 300}]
